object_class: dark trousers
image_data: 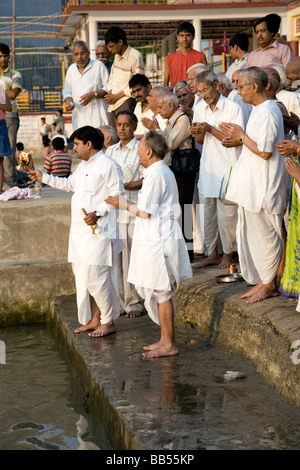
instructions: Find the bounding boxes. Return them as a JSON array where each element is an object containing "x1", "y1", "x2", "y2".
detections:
[
  {"x1": 108, "y1": 98, "x2": 136, "y2": 129},
  {"x1": 173, "y1": 171, "x2": 197, "y2": 262}
]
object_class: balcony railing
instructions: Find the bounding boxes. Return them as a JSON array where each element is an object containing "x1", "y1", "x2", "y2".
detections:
[{"x1": 62, "y1": 0, "x2": 284, "y2": 9}]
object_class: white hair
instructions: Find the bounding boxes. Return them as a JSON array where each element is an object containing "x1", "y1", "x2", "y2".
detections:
[
  {"x1": 267, "y1": 62, "x2": 287, "y2": 89},
  {"x1": 217, "y1": 73, "x2": 232, "y2": 91},
  {"x1": 187, "y1": 63, "x2": 209, "y2": 74}
]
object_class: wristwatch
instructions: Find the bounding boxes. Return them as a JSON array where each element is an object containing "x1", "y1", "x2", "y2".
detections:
[
  {"x1": 239, "y1": 133, "x2": 247, "y2": 144},
  {"x1": 94, "y1": 91, "x2": 98, "y2": 98}
]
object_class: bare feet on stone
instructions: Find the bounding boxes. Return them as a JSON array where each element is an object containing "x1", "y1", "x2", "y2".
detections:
[
  {"x1": 218, "y1": 253, "x2": 233, "y2": 269},
  {"x1": 245, "y1": 285, "x2": 279, "y2": 304},
  {"x1": 193, "y1": 253, "x2": 221, "y2": 268},
  {"x1": 73, "y1": 318, "x2": 100, "y2": 334},
  {"x1": 240, "y1": 281, "x2": 262, "y2": 299},
  {"x1": 88, "y1": 322, "x2": 116, "y2": 337},
  {"x1": 142, "y1": 344, "x2": 178, "y2": 358},
  {"x1": 126, "y1": 310, "x2": 143, "y2": 318}
]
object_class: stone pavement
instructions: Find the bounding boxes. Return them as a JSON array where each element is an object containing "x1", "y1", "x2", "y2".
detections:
[{"x1": 49, "y1": 260, "x2": 300, "y2": 450}]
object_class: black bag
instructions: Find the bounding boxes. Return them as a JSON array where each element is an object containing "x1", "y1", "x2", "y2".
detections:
[
  {"x1": 171, "y1": 138, "x2": 201, "y2": 173},
  {"x1": 170, "y1": 113, "x2": 201, "y2": 173}
]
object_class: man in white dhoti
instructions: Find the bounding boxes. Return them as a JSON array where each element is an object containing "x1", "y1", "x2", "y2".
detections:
[
  {"x1": 63, "y1": 41, "x2": 109, "y2": 131},
  {"x1": 105, "y1": 131, "x2": 192, "y2": 358},
  {"x1": 106, "y1": 111, "x2": 144, "y2": 318},
  {"x1": 190, "y1": 70, "x2": 243, "y2": 269},
  {"x1": 220, "y1": 67, "x2": 288, "y2": 304},
  {"x1": 29, "y1": 126, "x2": 124, "y2": 336}
]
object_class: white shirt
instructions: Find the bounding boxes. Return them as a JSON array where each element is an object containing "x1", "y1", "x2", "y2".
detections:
[
  {"x1": 276, "y1": 89, "x2": 300, "y2": 118},
  {"x1": 42, "y1": 151, "x2": 125, "y2": 266},
  {"x1": 228, "y1": 89, "x2": 252, "y2": 126},
  {"x1": 63, "y1": 59, "x2": 109, "y2": 131},
  {"x1": 128, "y1": 160, "x2": 192, "y2": 290},
  {"x1": 225, "y1": 53, "x2": 249, "y2": 80},
  {"x1": 193, "y1": 93, "x2": 243, "y2": 197},
  {"x1": 106, "y1": 137, "x2": 143, "y2": 223},
  {"x1": 133, "y1": 102, "x2": 154, "y2": 136},
  {"x1": 226, "y1": 99, "x2": 288, "y2": 214}
]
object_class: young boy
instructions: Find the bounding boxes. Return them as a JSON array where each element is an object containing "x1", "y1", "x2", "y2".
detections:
[
  {"x1": 0, "y1": 84, "x2": 12, "y2": 193},
  {"x1": 163, "y1": 22, "x2": 207, "y2": 88}
]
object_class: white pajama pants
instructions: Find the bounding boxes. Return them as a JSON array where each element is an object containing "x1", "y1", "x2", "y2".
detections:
[
  {"x1": 203, "y1": 197, "x2": 237, "y2": 256},
  {"x1": 136, "y1": 257, "x2": 176, "y2": 326},
  {"x1": 237, "y1": 206, "x2": 283, "y2": 286},
  {"x1": 72, "y1": 263, "x2": 120, "y2": 325}
]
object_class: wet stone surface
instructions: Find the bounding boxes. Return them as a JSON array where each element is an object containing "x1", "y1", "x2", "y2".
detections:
[{"x1": 53, "y1": 297, "x2": 300, "y2": 450}]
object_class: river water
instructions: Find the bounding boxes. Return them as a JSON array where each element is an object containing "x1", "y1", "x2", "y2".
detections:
[{"x1": 0, "y1": 324, "x2": 111, "y2": 450}]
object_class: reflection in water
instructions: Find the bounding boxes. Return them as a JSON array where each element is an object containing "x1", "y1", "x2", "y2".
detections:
[{"x1": 0, "y1": 324, "x2": 107, "y2": 450}]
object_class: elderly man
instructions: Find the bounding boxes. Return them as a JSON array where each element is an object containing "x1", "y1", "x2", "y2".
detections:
[
  {"x1": 63, "y1": 41, "x2": 109, "y2": 131},
  {"x1": 221, "y1": 67, "x2": 288, "y2": 304},
  {"x1": 186, "y1": 63, "x2": 209, "y2": 109},
  {"x1": 173, "y1": 80, "x2": 195, "y2": 118},
  {"x1": 98, "y1": 125, "x2": 119, "y2": 153},
  {"x1": 190, "y1": 70, "x2": 243, "y2": 269},
  {"x1": 129, "y1": 73, "x2": 153, "y2": 139},
  {"x1": 95, "y1": 40, "x2": 112, "y2": 72},
  {"x1": 140, "y1": 85, "x2": 167, "y2": 132},
  {"x1": 105, "y1": 131, "x2": 192, "y2": 358},
  {"x1": 228, "y1": 71, "x2": 253, "y2": 126},
  {"x1": 105, "y1": 111, "x2": 144, "y2": 318},
  {"x1": 29, "y1": 126, "x2": 124, "y2": 337}
]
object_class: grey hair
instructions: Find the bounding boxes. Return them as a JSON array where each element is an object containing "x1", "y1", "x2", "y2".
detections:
[
  {"x1": 173, "y1": 81, "x2": 192, "y2": 95},
  {"x1": 72, "y1": 40, "x2": 89, "y2": 51},
  {"x1": 96, "y1": 40, "x2": 106, "y2": 47},
  {"x1": 99, "y1": 125, "x2": 119, "y2": 144},
  {"x1": 161, "y1": 91, "x2": 178, "y2": 107},
  {"x1": 239, "y1": 67, "x2": 268, "y2": 92},
  {"x1": 187, "y1": 63, "x2": 209, "y2": 74},
  {"x1": 263, "y1": 67, "x2": 281, "y2": 93},
  {"x1": 195, "y1": 70, "x2": 218, "y2": 86},
  {"x1": 143, "y1": 130, "x2": 168, "y2": 159},
  {"x1": 216, "y1": 73, "x2": 232, "y2": 91},
  {"x1": 267, "y1": 62, "x2": 287, "y2": 89}
]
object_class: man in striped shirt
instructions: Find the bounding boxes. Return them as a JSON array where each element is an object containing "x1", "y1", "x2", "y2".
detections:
[
  {"x1": 104, "y1": 26, "x2": 145, "y2": 128},
  {"x1": 43, "y1": 137, "x2": 72, "y2": 178}
]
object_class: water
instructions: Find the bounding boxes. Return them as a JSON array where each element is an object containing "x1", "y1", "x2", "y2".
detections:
[{"x1": 0, "y1": 324, "x2": 111, "y2": 450}]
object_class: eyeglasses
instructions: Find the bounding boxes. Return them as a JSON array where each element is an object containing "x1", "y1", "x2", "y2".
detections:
[
  {"x1": 197, "y1": 85, "x2": 212, "y2": 95},
  {"x1": 237, "y1": 82, "x2": 254, "y2": 91}
]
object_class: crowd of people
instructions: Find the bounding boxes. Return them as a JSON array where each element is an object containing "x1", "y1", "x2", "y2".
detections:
[{"x1": 2, "y1": 14, "x2": 300, "y2": 357}]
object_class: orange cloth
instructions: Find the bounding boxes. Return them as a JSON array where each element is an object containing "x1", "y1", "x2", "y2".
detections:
[{"x1": 166, "y1": 49, "x2": 206, "y2": 87}]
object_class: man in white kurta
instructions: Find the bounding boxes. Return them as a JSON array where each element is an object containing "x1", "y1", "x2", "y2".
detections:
[
  {"x1": 191, "y1": 70, "x2": 243, "y2": 269},
  {"x1": 29, "y1": 126, "x2": 124, "y2": 337},
  {"x1": 222, "y1": 67, "x2": 288, "y2": 304},
  {"x1": 105, "y1": 111, "x2": 144, "y2": 318},
  {"x1": 105, "y1": 131, "x2": 192, "y2": 358},
  {"x1": 63, "y1": 41, "x2": 109, "y2": 131}
]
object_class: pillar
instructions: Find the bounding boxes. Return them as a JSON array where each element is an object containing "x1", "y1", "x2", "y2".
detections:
[
  {"x1": 88, "y1": 18, "x2": 98, "y2": 59},
  {"x1": 193, "y1": 19, "x2": 202, "y2": 51}
]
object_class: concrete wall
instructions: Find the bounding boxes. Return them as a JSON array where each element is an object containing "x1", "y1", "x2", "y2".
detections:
[{"x1": 0, "y1": 188, "x2": 76, "y2": 325}]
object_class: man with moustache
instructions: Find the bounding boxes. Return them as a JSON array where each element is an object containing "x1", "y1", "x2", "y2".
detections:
[
  {"x1": 63, "y1": 41, "x2": 109, "y2": 130},
  {"x1": 129, "y1": 74, "x2": 153, "y2": 139}
]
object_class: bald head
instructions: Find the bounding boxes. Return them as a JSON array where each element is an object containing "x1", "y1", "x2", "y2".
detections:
[{"x1": 286, "y1": 58, "x2": 300, "y2": 90}]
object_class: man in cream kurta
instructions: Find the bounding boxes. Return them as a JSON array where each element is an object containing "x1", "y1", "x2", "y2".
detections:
[
  {"x1": 63, "y1": 41, "x2": 109, "y2": 131},
  {"x1": 29, "y1": 126, "x2": 124, "y2": 337},
  {"x1": 191, "y1": 70, "x2": 243, "y2": 269},
  {"x1": 221, "y1": 67, "x2": 288, "y2": 304},
  {"x1": 105, "y1": 131, "x2": 192, "y2": 358}
]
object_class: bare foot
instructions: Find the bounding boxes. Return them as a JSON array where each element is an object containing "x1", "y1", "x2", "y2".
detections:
[
  {"x1": 246, "y1": 285, "x2": 279, "y2": 304},
  {"x1": 240, "y1": 281, "x2": 262, "y2": 299},
  {"x1": 126, "y1": 310, "x2": 143, "y2": 318},
  {"x1": 88, "y1": 322, "x2": 116, "y2": 337},
  {"x1": 74, "y1": 318, "x2": 100, "y2": 334},
  {"x1": 142, "y1": 345, "x2": 178, "y2": 358},
  {"x1": 143, "y1": 340, "x2": 163, "y2": 351},
  {"x1": 218, "y1": 253, "x2": 233, "y2": 269},
  {"x1": 193, "y1": 254, "x2": 221, "y2": 268}
]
